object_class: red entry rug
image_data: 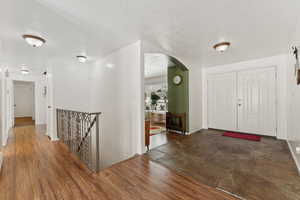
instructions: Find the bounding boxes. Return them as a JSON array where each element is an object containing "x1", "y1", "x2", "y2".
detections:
[{"x1": 223, "y1": 132, "x2": 261, "y2": 141}]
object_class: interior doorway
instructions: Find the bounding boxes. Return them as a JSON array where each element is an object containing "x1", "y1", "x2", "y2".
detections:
[
  {"x1": 144, "y1": 53, "x2": 189, "y2": 150},
  {"x1": 13, "y1": 81, "x2": 35, "y2": 127},
  {"x1": 144, "y1": 54, "x2": 169, "y2": 150}
]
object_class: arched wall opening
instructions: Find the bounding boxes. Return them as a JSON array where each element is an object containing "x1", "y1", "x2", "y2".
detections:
[{"x1": 143, "y1": 53, "x2": 189, "y2": 150}]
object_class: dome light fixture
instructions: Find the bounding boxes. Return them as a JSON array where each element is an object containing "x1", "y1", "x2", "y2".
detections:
[
  {"x1": 213, "y1": 42, "x2": 231, "y2": 53},
  {"x1": 77, "y1": 55, "x2": 88, "y2": 63},
  {"x1": 20, "y1": 65, "x2": 29, "y2": 75},
  {"x1": 22, "y1": 34, "x2": 46, "y2": 47}
]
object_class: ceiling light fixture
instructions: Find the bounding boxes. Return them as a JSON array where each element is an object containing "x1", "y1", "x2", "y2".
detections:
[
  {"x1": 22, "y1": 34, "x2": 46, "y2": 47},
  {"x1": 77, "y1": 55, "x2": 88, "y2": 63},
  {"x1": 213, "y1": 42, "x2": 231, "y2": 53},
  {"x1": 20, "y1": 66, "x2": 29, "y2": 75}
]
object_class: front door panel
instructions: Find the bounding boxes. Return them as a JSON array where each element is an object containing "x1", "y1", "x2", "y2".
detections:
[{"x1": 237, "y1": 68, "x2": 276, "y2": 136}]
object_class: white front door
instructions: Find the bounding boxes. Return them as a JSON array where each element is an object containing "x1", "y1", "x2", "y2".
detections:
[
  {"x1": 237, "y1": 67, "x2": 276, "y2": 136},
  {"x1": 208, "y1": 72, "x2": 237, "y2": 131}
]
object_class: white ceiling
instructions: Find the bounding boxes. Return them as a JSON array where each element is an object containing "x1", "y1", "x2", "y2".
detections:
[
  {"x1": 144, "y1": 53, "x2": 176, "y2": 78},
  {"x1": 1, "y1": 0, "x2": 300, "y2": 72}
]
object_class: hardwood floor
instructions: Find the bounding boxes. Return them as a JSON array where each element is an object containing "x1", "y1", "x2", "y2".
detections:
[
  {"x1": 0, "y1": 125, "x2": 237, "y2": 200},
  {"x1": 14, "y1": 117, "x2": 35, "y2": 127}
]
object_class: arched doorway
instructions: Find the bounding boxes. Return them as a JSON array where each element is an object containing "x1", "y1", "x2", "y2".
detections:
[{"x1": 144, "y1": 53, "x2": 189, "y2": 150}]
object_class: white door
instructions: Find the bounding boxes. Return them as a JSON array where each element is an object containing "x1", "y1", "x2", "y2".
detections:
[
  {"x1": 14, "y1": 84, "x2": 34, "y2": 118},
  {"x1": 208, "y1": 72, "x2": 237, "y2": 131},
  {"x1": 237, "y1": 67, "x2": 276, "y2": 136},
  {"x1": 46, "y1": 72, "x2": 54, "y2": 138}
]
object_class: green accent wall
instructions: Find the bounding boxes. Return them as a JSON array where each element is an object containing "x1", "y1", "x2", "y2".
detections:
[{"x1": 168, "y1": 66, "x2": 189, "y2": 131}]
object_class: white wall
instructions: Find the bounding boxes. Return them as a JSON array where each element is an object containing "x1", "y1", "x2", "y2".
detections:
[
  {"x1": 286, "y1": 53, "x2": 300, "y2": 173},
  {"x1": 1, "y1": 69, "x2": 7, "y2": 146},
  {"x1": 51, "y1": 41, "x2": 143, "y2": 169},
  {"x1": 52, "y1": 62, "x2": 91, "y2": 112},
  {"x1": 89, "y1": 41, "x2": 142, "y2": 169},
  {"x1": 0, "y1": 68, "x2": 4, "y2": 146},
  {"x1": 1, "y1": 68, "x2": 14, "y2": 146},
  {"x1": 50, "y1": 61, "x2": 92, "y2": 140},
  {"x1": 145, "y1": 75, "x2": 167, "y2": 85},
  {"x1": 203, "y1": 54, "x2": 288, "y2": 140},
  {"x1": 51, "y1": 40, "x2": 202, "y2": 169},
  {"x1": 185, "y1": 59, "x2": 203, "y2": 134},
  {"x1": 14, "y1": 82, "x2": 34, "y2": 118}
]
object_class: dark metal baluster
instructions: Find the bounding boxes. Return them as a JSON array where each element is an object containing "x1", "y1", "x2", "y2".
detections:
[
  {"x1": 56, "y1": 109, "x2": 101, "y2": 172},
  {"x1": 95, "y1": 114, "x2": 100, "y2": 172}
]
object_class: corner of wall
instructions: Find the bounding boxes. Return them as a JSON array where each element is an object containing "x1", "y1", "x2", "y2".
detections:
[{"x1": 287, "y1": 141, "x2": 300, "y2": 175}]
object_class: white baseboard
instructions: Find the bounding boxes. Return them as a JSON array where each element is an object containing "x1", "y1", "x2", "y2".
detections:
[
  {"x1": 287, "y1": 141, "x2": 300, "y2": 175},
  {"x1": 51, "y1": 137, "x2": 59, "y2": 141},
  {"x1": 187, "y1": 129, "x2": 202, "y2": 135},
  {"x1": 15, "y1": 115, "x2": 33, "y2": 118},
  {"x1": 2, "y1": 136, "x2": 8, "y2": 146},
  {"x1": 0, "y1": 152, "x2": 3, "y2": 172},
  {"x1": 2, "y1": 127, "x2": 11, "y2": 147}
]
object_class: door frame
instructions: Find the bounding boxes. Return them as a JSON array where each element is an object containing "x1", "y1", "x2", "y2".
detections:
[
  {"x1": 2, "y1": 72, "x2": 54, "y2": 144},
  {"x1": 235, "y1": 67, "x2": 277, "y2": 136},
  {"x1": 203, "y1": 60, "x2": 287, "y2": 139},
  {"x1": 13, "y1": 80, "x2": 35, "y2": 125}
]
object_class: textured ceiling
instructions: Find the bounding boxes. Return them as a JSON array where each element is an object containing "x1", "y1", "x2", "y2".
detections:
[
  {"x1": 1, "y1": 0, "x2": 300, "y2": 72},
  {"x1": 144, "y1": 53, "x2": 176, "y2": 78}
]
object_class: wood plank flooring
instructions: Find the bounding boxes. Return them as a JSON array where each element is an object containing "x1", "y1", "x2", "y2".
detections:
[
  {"x1": 14, "y1": 117, "x2": 35, "y2": 127},
  {"x1": 0, "y1": 125, "x2": 237, "y2": 200}
]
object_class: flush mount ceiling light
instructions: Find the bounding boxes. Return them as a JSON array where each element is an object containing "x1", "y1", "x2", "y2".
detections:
[
  {"x1": 20, "y1": 65, "x2": 29, "y2": 75},
  {"x1": 213, "y1": 42, "x2": 231, "y2": 53},
  {"x1": 22, "y1": 34, "x2": 46, "y2": 47},
  {"x1": 77, "y1": 55, "x2": 88, "y2": 63}
]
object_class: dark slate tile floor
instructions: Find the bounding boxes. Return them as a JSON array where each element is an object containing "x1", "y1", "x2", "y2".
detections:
[{"x1": 145, "y1": 129, "x2": 300, "y2": 200}]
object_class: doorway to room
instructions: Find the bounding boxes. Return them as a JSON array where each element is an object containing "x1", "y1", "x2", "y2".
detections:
[
  {"x1": 144, "y1": 53, "x2": 169, "y2": 150},
  {"x1": 13, "y1": 81, "x2": 35, "y2": 127},
  {"x1": 144, "y1": 53, "x2": 189, "y2": 150}
]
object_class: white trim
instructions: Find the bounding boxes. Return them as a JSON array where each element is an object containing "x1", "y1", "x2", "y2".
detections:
[
  {"x1": 205, "y1": 66, "x2": 277, "y2": 137},
  {"x1": 187, "y1": 129, "x2": 202, "y2": 135},
  {"x1": 14, "y1": 115, "x2": 34, "y2": 118},
  {"x1": 287, "y1": 141, "x2": 300, "y2": 175},
  {"x1": 2, "y1": 127, "x2": 11, "y2": 146},
  {"x1": 2, "y1": 134, "x2": 8, "y2": 146},
  {"x1": 51, "y1": 137, "x2": 59, "y2": 141},
  {"x1": 216, "y1": 187, "x2": 246, "y2": 200},
  {"x1": 0, "y1": 152, "x2": 3, "y2": 172},
  {"x1": 202, "y1": 54, "x2": 288, "y2": 139}
]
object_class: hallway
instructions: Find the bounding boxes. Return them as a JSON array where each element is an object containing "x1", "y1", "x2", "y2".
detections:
[
  {"x1": 14, "y1": 117, "x2": 35, "y2": 127},
  {"x1": 0, "y1": 125, "x2": 237, "y2": 200}
]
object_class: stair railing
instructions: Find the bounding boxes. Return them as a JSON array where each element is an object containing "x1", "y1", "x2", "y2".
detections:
[{"x1": 56, "y1": 109, "x2": 101, "y2": 172}]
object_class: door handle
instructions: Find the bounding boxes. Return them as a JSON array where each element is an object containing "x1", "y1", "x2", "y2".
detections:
[{"x1": 237, "y1": 98, "x2": 243, "y2": 107}]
